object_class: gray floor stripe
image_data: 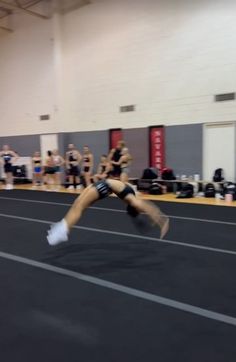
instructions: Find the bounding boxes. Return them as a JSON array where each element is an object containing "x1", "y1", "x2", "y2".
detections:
[
  {"x1": 0, "y1": 196, "x2": 235, "y2": 226},
  {"x1": 0, "y1": 212, "x2": 236, "y2": 256},
  {"x1": 0, "y1": 250, "x2": 236, "y2": 327}
]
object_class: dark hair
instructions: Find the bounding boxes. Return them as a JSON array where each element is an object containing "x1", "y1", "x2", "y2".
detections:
[
  {"x1": 47, "y1": 150, "x2": 52, "y2": 156},
  {"x1": 102, "y1": 154, "x2": 107, "y2": 158}
]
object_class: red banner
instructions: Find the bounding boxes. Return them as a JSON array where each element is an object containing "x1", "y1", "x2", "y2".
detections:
[
  {"x1": 149, "y1": 126, "x2": 165, "y2": 171},
  {"x1": 110, "y1": 129, "x2": 123, "y2": 149}
]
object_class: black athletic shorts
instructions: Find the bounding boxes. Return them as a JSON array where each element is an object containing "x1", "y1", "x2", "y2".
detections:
[
  {"x1": 44, "y1": 167, "x2": 56, "y2": 175},
  {"x1": 4, "y1": 163, "x2": 13, "y2": 173},
  {"x1": 93, "y1": 181, "x2": 112, "y2": 199},
  {"x1": 117, "y1": 184, "x2": 135, "y2": 199},
  {"x1": 69, "y1": 165, "x2": 80, "y2": 177}
]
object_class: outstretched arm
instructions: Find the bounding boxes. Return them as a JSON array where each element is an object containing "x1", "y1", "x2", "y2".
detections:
[{"x1": 125, "y1": 195, "x2": 169, "y2": 239}]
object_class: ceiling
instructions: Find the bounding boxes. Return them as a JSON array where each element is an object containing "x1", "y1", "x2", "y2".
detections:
[{"x1": 0, "y1": 0, "x2": 91, "y2": 32}]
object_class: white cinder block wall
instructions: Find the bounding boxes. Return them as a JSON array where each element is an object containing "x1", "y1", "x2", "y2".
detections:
[
  {"x1": 61, "y1": 0, "x2": 236, "y2": 132},
  {"x1": 0, "y1": 7, "x2": 59, "y2": 136},
  {"x1": 1, "y1": 0, "x2": 236, "y2": 136}
]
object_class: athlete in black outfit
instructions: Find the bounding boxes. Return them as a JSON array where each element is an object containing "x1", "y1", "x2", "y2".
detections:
[
  {"x1": 81, "y1": 145, "x2": 93, "y2": 187},
  {"x1": 66, "y1": 144, "x2": 82, "y2": 189},
  {"x1": 0, "y1": 145, "x2": 18, "y2": 190},
  {"x1": 108, "y1": 140, "x2": 125, "y2": 177},
  {"x1": 47, "y1": 179, "x2": 169, "y2": 246}
]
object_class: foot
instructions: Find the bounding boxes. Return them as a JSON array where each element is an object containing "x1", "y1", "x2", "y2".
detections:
[{"x1": 47, "y1": 219, "x2": 69, "y2": 246}]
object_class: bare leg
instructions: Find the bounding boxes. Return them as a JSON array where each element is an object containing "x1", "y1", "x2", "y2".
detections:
[
  {"x1": 125, "y1": 195, "x2": 169, "y2": 239},
  {"x1": 84, "y1": 172, "x2": 92, "y2": 187},
  {"x1": 64, "y1": 186, "x2": 98, "y2": 230},
  {"x1": 47, "y1": 186, "x2": 99, "y2": 246}
]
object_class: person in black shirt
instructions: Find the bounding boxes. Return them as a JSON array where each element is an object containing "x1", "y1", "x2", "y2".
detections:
[
  {"x1": 65, "y1": 144, "x2": 82, "y2": 190},
  {"x1": 81, "y1": 145, "x2": 94, "y2": 187},
  {"x1": 0, "y1": 145, "x2": 18, "y2": 190},
  {"x1": 108, "y1": 140, "x2": 125, "y2": 178}
]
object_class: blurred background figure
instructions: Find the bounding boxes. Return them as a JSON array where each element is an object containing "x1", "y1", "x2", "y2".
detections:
[
  {"x1": 32, "y1": 151, "x2": 43, "y2": 188},
  {"x1": 81, "y1": 145, "x2": 94, "y2": 187},
  {"x1": 53, "y1": 149, "x2": 64, "y2": 190},
  {"x1": 0, "y1": 145, "x2": 18, "y2": 190},
  {"x1": 108, "y1": 140, "x2": 126, "y2": 179},
  {"x1": 93, "y1": 154, "x2": 109, "y2": 182},
  {"x1": 44, "y1": 150, "x2": 57, "y2": 191},
  {"x1": 66, "y1": 144, "x2": 82, "y2": 190},
  {"x1": 112, "y1": 147, "x2": 132, "y2": 183}
]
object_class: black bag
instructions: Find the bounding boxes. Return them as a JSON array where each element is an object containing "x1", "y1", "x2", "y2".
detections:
[
  {"x1": 223, "y1": 182, "x2": 236, "y2": 200},
  {"x1": 13, "y1": 165, "x2": 26, "y2": 178},
  {"x1": 149, "y1": 183, "x2": 162, "y2": 195},
  {"x1": 161, "y1": 168, "x2": 176, "y2": 180},
  {"x1": 213, "y1": 168, "x2": 224, "y2": 182},
  {"x1": 176, "y1": 184, "x2": 194, "y2": 198},
  {"x1": 141, "y1": 167, "x2": 158, "y2": 180},
  {"x1": 204, "y1": 183, "x2": 215, "y2": 198}
]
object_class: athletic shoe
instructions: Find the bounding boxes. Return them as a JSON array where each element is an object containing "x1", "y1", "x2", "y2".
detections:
[
  {"x1": 47, "y1": 219, "x2": 69, "y2": 246},
  {"x1": 76, "y1": 185, "x2": 82, "y2": 190},
  {"x1": 5, "y1": 184, "x2": 13, "y2": 190},
  {"x1": 68, "y1": 185, "x2": 74, "y2": 190}
]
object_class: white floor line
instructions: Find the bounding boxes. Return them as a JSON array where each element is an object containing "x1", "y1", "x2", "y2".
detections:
[
  {"x1": 0, "y1": 196, "x2": 236, "y2": 227},
  {"x1": 0, "y1": 212, "x2": 236, "y2": 256},
  {"x1": 0, "y1": 250, "x2": 236, "y2": 327}
]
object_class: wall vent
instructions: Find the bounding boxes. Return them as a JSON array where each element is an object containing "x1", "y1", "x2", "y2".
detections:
[
  {"x1": 214, "y1": 93, "x2": 235, "y2": 102},
  {"x1": 39, "y1": 114, "x2": 50, "y2": 121},
  {"x1": 120, "y1": 105, "x2": 135, "y2": 113}
]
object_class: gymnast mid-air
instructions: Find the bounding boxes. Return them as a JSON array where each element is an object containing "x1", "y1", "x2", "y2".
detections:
[{"x1": 47, "y1": 179, "x2": 169, "y2": 246}]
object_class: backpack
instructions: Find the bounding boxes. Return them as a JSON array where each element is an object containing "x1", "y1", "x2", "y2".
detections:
[
  {"x1": 176, "y1": 184, "x2": 194, "y2": 199},
  {"x1": 149, "y1": 183, "x2": 163, "y2": 195},
  {"x1": 223, "y1": 182, "x2": 236, "y2": 200},
  {"x1": 204, "y1": 183, "x2": 215, "y2": 198},
  {"x1": 141, "y1": 167, "x2": 158, "y2": 180},
  {"x1": 213, "y1": 168, "x2": 224, "y2": 182},
  {"x1": 161, "y1": 168, "x2": 176, "y2": 180}
]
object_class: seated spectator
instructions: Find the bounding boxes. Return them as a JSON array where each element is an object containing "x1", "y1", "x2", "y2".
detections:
[{"x1": 93, "y1": 155, "x2": 109, "y2": 182}]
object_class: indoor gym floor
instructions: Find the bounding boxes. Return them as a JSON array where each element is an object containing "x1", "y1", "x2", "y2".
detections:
[{"x1": 0, "y1": 189, "x2": 236, "y2": 362}]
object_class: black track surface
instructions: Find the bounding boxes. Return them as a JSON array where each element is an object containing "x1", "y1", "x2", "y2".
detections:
[{"x1": 0, "y1": 190, "x2": 236, "y2": 362}]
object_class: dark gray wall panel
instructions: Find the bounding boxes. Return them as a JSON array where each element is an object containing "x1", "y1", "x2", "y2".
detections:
[
  {"x1": 123, "y1": 128, "x2": 149, "y2": 177},
  {"x1": 0, "y1": 135, "x2": 40, "y2": 156},
  {"x1": 65, "y1": 130, "x2": 109, "y2": 170},
  {"x1": 165, "y1": 124, "x2": 203, "y2": 177}
]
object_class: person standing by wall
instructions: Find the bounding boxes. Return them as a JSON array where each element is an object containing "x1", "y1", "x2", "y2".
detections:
[
  {"x1": 44, "y1": 150, "x2": 57, "y2": 191},
  {"x1": 81, "y1": 145, "x2": 94, "y2": 187},
  {"x1": 32, "y1": 151, "x2": 43, "y2": 187},
  {"x1": 108, "y1": 140, "x2": 125, "y2": 178},
  {"x1": 112, "y1": 147, "x2": 132, "y2": 183},
  {"x1": 66, "y1": 144, "x2": 82, "y2": 190},
  {"x1": 0, "y1": 145, "x2": 18, "y2": 190},
  {"x1": 53, "y1": 149, "x2": 65, "y2": 190}
]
